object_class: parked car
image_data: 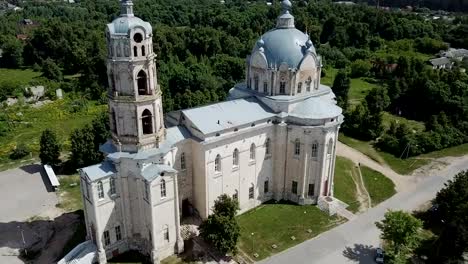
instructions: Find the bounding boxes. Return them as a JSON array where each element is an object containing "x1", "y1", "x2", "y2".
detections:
[{"x1": 375, "y1": 247, "x2": 384, "y2": 263}]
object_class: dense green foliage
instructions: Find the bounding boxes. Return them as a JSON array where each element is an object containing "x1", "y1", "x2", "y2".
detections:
[
  {"x1": 0, "y1": 0, "x2": 467, "y2": 161},
  {"x1": 39, "y1": 129, "x2": 61, "y2": 165},
  {"x1": 432, "y1": 171, "x2": 468, "y2": 262},
  {"x1": 70, "y1": 113, "x2": 109, "y2": 169},
  {"x1": 199, "y1": 194, "x2": 240, "y2": 254},
  {"x1": 376, "y1": 210, "x2": 423, "y2": 263}
]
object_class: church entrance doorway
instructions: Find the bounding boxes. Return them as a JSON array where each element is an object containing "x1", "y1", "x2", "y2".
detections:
[{"x1": 182, "y1": 199, "x2": 192, "y2": 217}]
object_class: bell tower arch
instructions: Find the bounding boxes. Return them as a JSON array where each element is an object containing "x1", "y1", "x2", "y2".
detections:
[{"x1": 106, "y1": 0, "x2": 165, "y2": 152}]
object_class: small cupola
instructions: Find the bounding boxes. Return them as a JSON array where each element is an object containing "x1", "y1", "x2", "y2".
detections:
[{"x1": 276, "y1": 0, "x2": 295, "y2": 29}]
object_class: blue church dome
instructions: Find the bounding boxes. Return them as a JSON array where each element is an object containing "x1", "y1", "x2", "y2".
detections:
[
  {"x1": 108, "y1": 0, "x2": 152, "y2": 36},
  {"x1": 251, "y1": 0, "x2": 316, "y2": 69}
]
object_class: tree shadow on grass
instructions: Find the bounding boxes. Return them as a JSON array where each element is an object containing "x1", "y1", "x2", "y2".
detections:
[{"x1": 342, "y1": 244, "x2": 376, "y2": 264}]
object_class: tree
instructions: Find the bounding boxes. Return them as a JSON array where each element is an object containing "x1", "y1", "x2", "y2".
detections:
[
  {"x1": 41, "y1": 58, "x2": 63, "y2": 81},
  {"x1": 9, "y1": 144, "x2": 30, "y2": 160},
  {"x1": 332, "y1": 70, "x2": 350, "y2": 111},
  {"x1": 39, "y1": 129, "x2": 61, "y2": 165},
  {"x1": 199, "y1": 194, "x2": 240, "y2": 254},
  {"x1": 350, "y1": 59, "x2": 372, "y2": 78},
  {"x1": 70, "y1": 113, "x2": 109, "y2": 169},
  {"x1": 365, "y1": 87, "x2": 390, "y2": 114},
  {"x1": 432, "y1": 171, "x2": 468, "y2": 261},
  {"x1": 375, "y1": 210, "x2": 423, "y2": 263}
]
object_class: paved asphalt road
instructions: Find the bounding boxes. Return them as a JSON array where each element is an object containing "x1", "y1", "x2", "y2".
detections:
[
  {"x1": 261, "y1": 156, "x2": 468, "y2": 264},
  {"x1": 0, "y1": 164, "x2": 57, "y2": 222}
]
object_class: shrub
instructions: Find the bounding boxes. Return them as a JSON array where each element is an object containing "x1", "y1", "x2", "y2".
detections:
[{"x1": 10, "y1": 144, "x2": 30, "y2": 160}]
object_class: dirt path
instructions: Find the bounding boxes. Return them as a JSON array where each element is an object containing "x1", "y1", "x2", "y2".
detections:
[{"x1": 337, "y1": 142, "x2": 409, "y2": 192}]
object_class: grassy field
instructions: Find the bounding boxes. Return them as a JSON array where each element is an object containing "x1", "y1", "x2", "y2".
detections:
[
  {"x1": 0, "y1": 68, "x2": 41, "y2": 85},
  {"x1": 237, "y1": 202, "x2": 344, "y2": 260},
  {"x1": 339, "y1": 134, "x2": 385, "y2": 164},
  {"x1": 334, "y1": 156, "x2": 361, "y2": 213},
  {"x1": 339, "y1": 132, "x2": 468, "y2": 175},
  {"x1": 381, "y1": 112, "x2": 425, "y2": 131},
  {"x1": 57, "y1": 174, "x2": 83, "y2": 212},
  {"x1": 321, "y1": 67, "x2": 379, "y2": 104},
  {"x1": 0, "y1": 99, "x2": 106, "y2": 169},
  {"x1": 360, "y1": 166, "x2": 396, "y2": 206}
]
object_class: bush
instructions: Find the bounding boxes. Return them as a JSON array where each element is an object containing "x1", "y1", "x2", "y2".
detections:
[
  {"x1": 350, "y1": 59, "x2": 372, "y2": 78},
  {"x1": 10, "y1": 144, "x2": 30, "y2": 160}
]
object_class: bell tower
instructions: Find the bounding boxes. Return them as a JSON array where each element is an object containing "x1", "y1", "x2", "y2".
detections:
[{"x1": 105, "y1": 0, "x2": 165, "y2": 153}]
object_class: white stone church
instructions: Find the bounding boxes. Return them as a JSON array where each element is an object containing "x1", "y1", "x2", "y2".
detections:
[{"x1": 79, "y1": 0, "x2": 343, "y2": 263}]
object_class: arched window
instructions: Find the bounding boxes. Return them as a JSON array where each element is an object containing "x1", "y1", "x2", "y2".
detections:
[
  {"x1": 97, "y1": 181, "x2": 104, "y2": 199},
  {"x1": 233, "y1": 149, "x2": 239, "y2": 166},
  {"x1": 294, "y1": 139, "x2": 301, "y2": 156},
  {"x1": 280, "y1": 82, "x2": 286, "y2": 94},
  {"x1": 111, "y1": 110, "x2": 117, "y2": 134},
  {"x1": 163, "y1": 225, "x2": 169, "y2": 242},
  {"x1": 263, "y1": 82, "x2": 268, "y2": 93},
  {"x1": 215, "y1": 154, "x2": 221, "y2": 172},
  {"x1": 137, "y1": 70, "x2": 148, "y2": 95},
  {"x1": 180, "y1": 153, "x2": 186, "y2": 170},
  {"x1": 254, "y1": 76, "x2": 259, "y2": 91},
  {"x1": 110, "y1": 177, "x2": 116, "y2": 195},
  {"x1": 297, "y1": 82, "x2": 302, "y2": 93},
  {"x1": 141, "y1": 46, "x2": 146, "y2": 56},
  {"x1": 133, "y1": 33, "x2": 143, "y2": 43},
  {"x1": 312, "y1": 141, "x2": 318, "y2": 158},
  {"x1": 328, "y1": 139, "x2": 334, "y2": 154},
  {"x1": 250, "y1": 144, "x2": 256, "y2": 160},
  {"x1": 264, "y1": 179, "x2": 269, "y2": 193},
  {"x1": 306, "y1": 77, "x2": 312, "y2": 92},
  {"x1": 160, "y1": 179, "x2": 166, "y2": 198},
  {"x1": 265, "y1": 138, "x2": 271, "y2": 155},
  {"x1": 142, "y1": 109, "x2": 153, "y2": 135},
  {"x1": 133, "y1": 46, "x2": 138, "y2": 57}
]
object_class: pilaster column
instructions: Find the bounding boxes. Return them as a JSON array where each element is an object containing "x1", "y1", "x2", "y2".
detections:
[{"x1": 173, "y1": 173, "x2": 184, "y2": 253}]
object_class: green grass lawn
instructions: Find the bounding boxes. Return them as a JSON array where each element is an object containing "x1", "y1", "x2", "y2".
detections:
[
  {"x1": 57, "y1": 174, "x2": 83, "y2": 212},
  {"x1": 0, "y1": 68, "x2": 41, "y2": 85},
  {"x1": 321, "y1": 67, "x2": 379, "y2": 104},
  {"x1": 360, "y1": 166, "x2": 396, "y2": 206},
  {"x1": 339, "y1": 134, "x2": 385, "y2": 164},
  {"x1": 334, "y1": 156, "x2": 361, "y2": 213},
  {"x1": 0, "y1": 100, "x2": 105, "y2": 169},
  {"x1": 237, "y1": 202, "x2": 344, "y2": 260},
  {"x1": 381, "y1": 112, "x2": 425, "y2": 132}
]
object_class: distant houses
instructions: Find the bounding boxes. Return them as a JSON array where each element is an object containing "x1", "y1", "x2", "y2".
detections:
[{"x1": 429, "y1": 48, "x2": 468, "y2": 71}]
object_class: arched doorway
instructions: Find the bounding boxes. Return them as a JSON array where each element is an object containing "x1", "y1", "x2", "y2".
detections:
[
  {"x1": 142, "y1": 109, "x2": 153, "y2": 134},
  {"x1": 137, "y1": 70, "x2": 148, "y2": 95}
]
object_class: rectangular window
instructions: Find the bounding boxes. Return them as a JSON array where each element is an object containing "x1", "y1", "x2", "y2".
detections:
[
  {"x1": 297, "y1": 82, "x2": 302, "y2": 93},
  {"x1": 160, "y1": 180, "x2": 167, "y2": 198},
  {"x1": 263, "y1": 82, "x2": 268, "y2": 93},
  {"x1": 180, "y1": 153, "x2": 186, "y2": 170},
  {"x1": 292, "y1": 181, "x2": 298, "y2": 194},
  {"x1": 110, "y1": 178, "x2": 116, "y2": 195},
  {"x1": 280, "y1": 82, "x2": 286, "y2": 94},
  {"x1": 115, "y1": 226, "x2": 122, "y2": 241},
  {"x1": 144, "y1": 182, "x2": 149, "y2": 200},
  {"x1": 164, "y1": 226, "x2": 170, "y2": 242},
  {"x1": 312, "y1": 143, "x2": 318, "y2": 158},
  {"x1": 254, "y1": 77, "x2": 259, "y2": 91},
  {"x1": 264, "y1": 180, "x2": 269, "y2": 193},
  {"x1": 103, "y1": 230, "x2": 110, "y2": 246},
  {"x1": 308, "y1": 184, "x2": 315, "y2": 197},
  {"x1": 249, "y1": 186, "x2": 254, "y2": 199},
  {"x1": 97, "y1": 181, "x2": 104, "y2": 199}
]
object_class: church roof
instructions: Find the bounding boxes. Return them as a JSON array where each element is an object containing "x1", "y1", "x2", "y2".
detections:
[
  {"x1": 81, "y1": 161, "x2": 116, "y2": 181},
  {"x1": 290, "y1": 95, "x2": 342, "y2": 119},
  {"x1": 181, "y1": 97, "x2": 276, "y2": 135},
  {"x1": 133, "y1": 126, "x2": 191, "y2": 160},
  {"x1": 141, "y1": 164, "x2": 176, "y2": 182}
]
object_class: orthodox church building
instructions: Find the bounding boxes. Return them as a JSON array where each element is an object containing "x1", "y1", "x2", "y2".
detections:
[{"x1": 79, "y1": 0, "x2": 343, "y2": 263}]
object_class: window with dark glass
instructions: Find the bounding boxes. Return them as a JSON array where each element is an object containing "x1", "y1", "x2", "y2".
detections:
[
  {"x1": 249, "y1": 185, "x2": 254, "y2": 199},
  {"x1": 264, "y1": 180, "x2": 269, "y2": 193},
  {"x1": 308, "y1": 184, "x2": 315, "y2": 197},
  {"x1": 280, "y1": 82, "x2": 286, "y2": 94},
  {"x1": 292, "y1": 181, "x2": 298, "y2": 194}
]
